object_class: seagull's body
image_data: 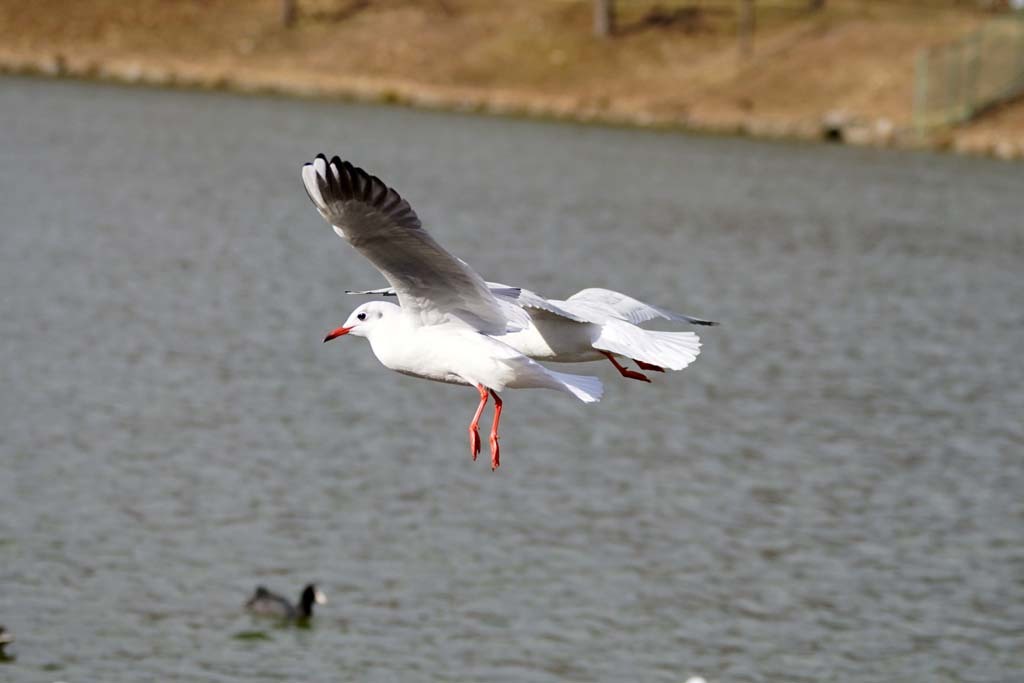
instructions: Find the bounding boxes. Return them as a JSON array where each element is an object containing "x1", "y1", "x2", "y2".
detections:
[
  {"x1": 303, "y1": 155, "x2": 602, "y2": 468},
  {"x1": 497, "y1": 315, "x2": 605, "y2": 364},
  {"x1": 333, "y1": 301, "x2": 603, "y2": 400},
  {"x1": 494, "y1": 304, "x2": 703, "y2": 382},
  {"x1": 350, "y1": 284, "x2": 716, "y2": 383}
]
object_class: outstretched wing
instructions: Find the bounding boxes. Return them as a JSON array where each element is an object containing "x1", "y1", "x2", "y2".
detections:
[
  {"x1": 564, "y1": 288, "x2": 718, "y2": 326},
  {"x1": 503, "y1": 285, "x2": 590, "y2": 323},
  {"x1": 345, "y1": 277, "x2": 588, "y2": 324},
  {"x1": 302, "y1": 155, "x2": 527, "y2": 333},
  {"x1": 347, "y1": 282, "x2": 523, "y2": 300}
]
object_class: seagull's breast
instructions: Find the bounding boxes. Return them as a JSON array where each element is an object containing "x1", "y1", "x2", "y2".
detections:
[{"x1": 368, "y1": 323, "x2": 496, "y2": 387}]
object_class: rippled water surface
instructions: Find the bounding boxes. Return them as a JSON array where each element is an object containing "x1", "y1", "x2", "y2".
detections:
[{"x1": 1, "y1": 76, "x2": 1022, "y2": 682}]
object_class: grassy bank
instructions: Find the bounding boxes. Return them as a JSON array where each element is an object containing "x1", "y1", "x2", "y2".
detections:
[{"x1": 2, "y1": 0, "x2": 1022, "y2": 157}]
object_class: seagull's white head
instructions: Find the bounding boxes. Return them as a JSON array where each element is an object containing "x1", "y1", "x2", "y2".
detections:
[{"x1": 323, "y1": 301, "x2": 400, "y2": 342}]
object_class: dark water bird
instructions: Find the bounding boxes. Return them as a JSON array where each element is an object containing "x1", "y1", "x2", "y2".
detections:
[
  {"x1": 245, "y1": 584, "x2": 326, "y2": 620},
  {"x1": 0, "y1": 625, "x2": 13, "y2": 656}
]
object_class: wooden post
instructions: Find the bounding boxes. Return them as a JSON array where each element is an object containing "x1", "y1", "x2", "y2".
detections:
[
  {"x1": 737, "y1": 0, "x2": 755, "y2": 58},
  {"x1": 947, "y1": 41, "x2": 961, "y2": 123},
  {"x1": 282, "y1": 0, "x2": 297, "y2": 28},
  {"x1": 594, "y1": 0, "x2": 616, "y2": 38},
  {"x1": 1018, "y1": 21, "x2": 1024, "y2": 91},
  {"x1": 913, "y1": 47, "x2": 930, "y2": 134},
  {"x1": 962, "y1": 30, "x2": 982, "y2": 121}
]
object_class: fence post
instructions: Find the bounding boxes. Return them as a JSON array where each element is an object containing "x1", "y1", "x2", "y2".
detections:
[
  {"x1": 737, "y1": 0, "x2": 755, "y2": 58},
  {"x1": 594, "y1": 0, "x2": 616, "y2": 38},
  {"x1": 281, "y1": 0, "x2": 296, "y2": 28},
  {"x1": 963, "y1": 30, "x2": 982, "y2": 120},
  {"x1": 914, "y1": 48, "x2": 930, "y2": 133},
  {"x1": 946, "y1": 41, "x2": 961, "y2": 124},
  {"x1": 1018, "y1": 20, "x2": 1024, "y2": 90}
]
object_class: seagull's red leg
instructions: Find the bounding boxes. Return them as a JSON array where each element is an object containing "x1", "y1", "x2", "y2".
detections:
[
  {"x1": 601, "y1": 351, "x2": 651, "y2": 383},
  {"x1": 488, "y1": 389, "x2": 503, "y2": 470},
  {"x1": 468, "y1": 384, "x2": 489, "y2": 461},
  {"x1": 634, "y1": 360, "x2": 666, "y2": 373}
]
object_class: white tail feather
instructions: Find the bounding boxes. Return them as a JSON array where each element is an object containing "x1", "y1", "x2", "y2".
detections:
[
  {"x1": 547, "y1": 370, "x2": 604, "y2": 403},
  {"x1": 595, "y1": 320, "x2": 701, "y2": 371}
]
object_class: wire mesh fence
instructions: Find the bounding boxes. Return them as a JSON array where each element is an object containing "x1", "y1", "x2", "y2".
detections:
[{"x1": 914, "y1": 15, "x2": 1024, "y2": 129}]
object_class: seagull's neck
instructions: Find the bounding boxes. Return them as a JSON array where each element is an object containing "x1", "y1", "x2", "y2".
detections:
[{"x1": 363, "y1": 313, "x2": 415, "y2": 368}]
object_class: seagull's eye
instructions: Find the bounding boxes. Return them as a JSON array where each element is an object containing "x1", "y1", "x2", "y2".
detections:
[{"x1": 357, "y1": 312, "x2": 367, "y2": 321}]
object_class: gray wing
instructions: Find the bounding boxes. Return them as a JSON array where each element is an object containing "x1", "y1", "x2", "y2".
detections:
[
  {"x1": 564, "y1": 288, "x2": 718, "y2": 326},
  {"x1": 345, "y1": 286, "x2": 400, "y2": 297},
  {"x1": 501, "y1": 285, "x2": 590, "y2": 323},
  {"x1": 347, "y1": 282, "x2": 522, "y2": 300},
  {"x1": 302, "y1": 155, "x2": 526, "y2": 333},
  {"x1": 345, "y1": 278, "x2": 588, "y2": 324}
]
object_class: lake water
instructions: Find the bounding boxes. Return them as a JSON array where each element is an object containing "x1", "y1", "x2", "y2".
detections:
[{"x1": 0, "y1": 76, "x2": 1021, "y2": 682}]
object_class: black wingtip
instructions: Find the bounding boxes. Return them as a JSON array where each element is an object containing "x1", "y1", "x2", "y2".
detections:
[
  {"x1": 306, "y1": 155, "x2": 420, "y2": 230},
  {"x1": 302, "y1": 152, "x2": 328, "y2": 170}
]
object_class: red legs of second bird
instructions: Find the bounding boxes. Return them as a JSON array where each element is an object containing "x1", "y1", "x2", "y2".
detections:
[
  {"x1": 634, "y1": 360, "x2": 665, "y2": 373},
  {"x1": 488, "y1": 390, "x2": 502, "y2": 470},
  {"x1": 601, "y1": 351, "x2": 652, "y2": 383},
  {"x1": 469, "y1": 384, "x2": 503, "y2": 470}
]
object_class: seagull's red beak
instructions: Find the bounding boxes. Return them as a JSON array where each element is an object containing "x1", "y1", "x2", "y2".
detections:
[{"x1": 323, "y1": 325, "x2": 353, "y2": 343}]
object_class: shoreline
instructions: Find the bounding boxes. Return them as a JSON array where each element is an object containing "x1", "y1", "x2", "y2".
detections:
[{"x1": 2, "y1": 6, "x2": 1021, "y2": 162}]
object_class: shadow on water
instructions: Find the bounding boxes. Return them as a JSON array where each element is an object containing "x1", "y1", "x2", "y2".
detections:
[{"x1": 232, "y1": 630, "x2": 273, "y2": 641}]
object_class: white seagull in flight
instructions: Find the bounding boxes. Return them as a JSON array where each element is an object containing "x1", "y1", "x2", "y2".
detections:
[
  {"x1": 349, "y1": 283, "x2": 716, "y2": 383},
  {"x1": 302, "y1": 155, "x2": 603, "y2": 469}
]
